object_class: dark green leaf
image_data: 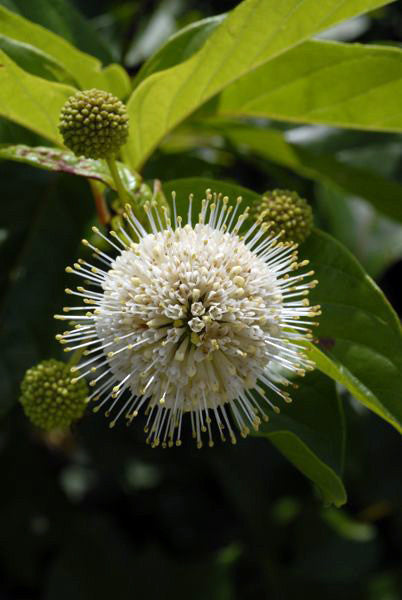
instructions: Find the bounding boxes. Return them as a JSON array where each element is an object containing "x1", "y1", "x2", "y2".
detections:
[
  {"x1": 258, "y1": 371, "x2": 347, "y2": 507},
  {"x1": 303, "y1": 229, "x2": 402, "y2": 433}
]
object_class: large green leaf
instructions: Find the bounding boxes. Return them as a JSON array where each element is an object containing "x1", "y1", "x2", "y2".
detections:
[
  {"x1": 0, "y1": 34, "x2": 76, "y2": 84},
  {"x1": 216, "y1": 40, "x2": 402, "y2": 132},
  {"x1": 0, "y1": 49, "x2": 75, "y2": 144},
  {"x1": 0, "y1": 5, "x2": 130, "y2": 97},
  {"x1": 257, "y1": 371, "x2": 346, "y2": 507},
  {"x1": 162, "y1": 177, "x2": 346, "y2": 503},
  {"x1": 302, "y1": 229, "x2": 402, "y2": 434},
  {"x1": 132, "y1": 15, "x2": 225, "y2": 87},
  {"x1": 0, "y1": 144, "x2": 140, "y2": 191},
  {"x1": 216, "y1": 123, "x2": 402, "y2": 223},
  {"x1": 0, "y1": 0, "x2": 114, "y2": 64},
  {"x1": 125, "y1": 0, "x2": 393, "y2": 169}
]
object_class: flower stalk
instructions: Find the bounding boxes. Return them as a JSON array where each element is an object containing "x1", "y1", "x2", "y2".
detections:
[{"x1": 106, "y1": 156, "x2": 130, "y2": 206}]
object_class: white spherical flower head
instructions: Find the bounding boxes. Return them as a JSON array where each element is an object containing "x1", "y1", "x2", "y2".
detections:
[{"x1": 55, "y1": 191, "x2": 320, "y2": 448}]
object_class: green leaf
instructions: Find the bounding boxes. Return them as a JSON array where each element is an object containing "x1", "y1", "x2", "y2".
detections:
[
  {"x1": 257, "y1": 371, "x2": 346, "y2": 507},
  {"x1": 216, "y1": 123, "x2": 402, "y2": 224},
  {"x1": 99, "y1": 63, "x2": 131, "y2": 100},
  {"x1": 0, "y1": 49, "x2": 75, "y2": 144},
  {"x1": 125, "y1": 0, "x2": 393, "y2": 169},
  {"x1": 0, "y1": 0, "x2": 114, "y2": 64},
  {"x1": 162, "y1": 177, "x2": 346, "y2": 504},
  {"x1": 0, "y1": 144, "x2": 141, "y2": 192},
  {"x1": 216, "y1": 39, "x2": 402, "y2": 133},
  {"x1": 0, "y1": 34, "x2": 76, "y2": 84},
  {"x1": 303, "y1": 229, "x2": 402, "y2": 434},
  {"x1": 132, "y1": 15, "x2": 225, "y2": 88},
  {"x1": 0, "y1": 5, "x2": 130, "y2": 97}
]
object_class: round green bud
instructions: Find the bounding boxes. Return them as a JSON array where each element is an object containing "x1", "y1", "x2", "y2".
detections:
[
  {"x1": 20, "y1": 359, "x2": 87, "y2": 431},
  {"x1": 59, "y1": 89, "x2": 129, "y2": 159},
  {"x1": 253, "y1": 189, "x2": 313, "y2": 244}
]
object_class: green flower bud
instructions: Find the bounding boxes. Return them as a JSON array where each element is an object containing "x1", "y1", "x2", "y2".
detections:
[
  {"x1": 59, "y1": 89, "x2": 129, "y2": 159},
  {"x1": 253, "y1": 189, "x2": 313, "y2": 244},
  {"x1": 20, "y1": 359, "x2": 87, "y2": 431}
]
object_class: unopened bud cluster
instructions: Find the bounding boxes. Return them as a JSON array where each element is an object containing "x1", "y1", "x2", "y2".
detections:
[
  {"x1": 20, "y1": 360, "x2": 87, "y2": 431},
  {"x1": 253, "y1": 189, "x2": 313, "y2": 244},
  {"x1": 59, "y1": 89, "x2": 129, "y2": 159}
]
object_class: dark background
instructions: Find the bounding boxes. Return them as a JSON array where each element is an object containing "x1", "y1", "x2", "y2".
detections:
[{"x1": 0, "y1": 1, "x2": 401, "y2": 598}]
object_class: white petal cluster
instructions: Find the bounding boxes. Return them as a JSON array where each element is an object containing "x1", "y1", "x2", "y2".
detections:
[{"x1": 55, "y1": 191, "x2": 320, "y2": 448}]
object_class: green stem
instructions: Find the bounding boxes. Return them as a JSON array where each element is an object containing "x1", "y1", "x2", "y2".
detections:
[{"x1": 106, "y1": 156, "x2": 128, "y2": 205}]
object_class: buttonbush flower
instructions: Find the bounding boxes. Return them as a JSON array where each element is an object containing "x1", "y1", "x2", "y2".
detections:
[{"x1": 55, "y1": 191, "x2": 319, "y2": 448}]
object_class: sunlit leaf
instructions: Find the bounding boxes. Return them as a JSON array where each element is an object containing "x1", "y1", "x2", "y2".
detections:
[
  {"x1": 0, "y1": 5, "x2": 130, "y2": 96},
  {"x1": 0, "y1": 0, "x2": 113, "y2": 64},
  {"x1": 125, "y1": 0, "x2": 394, "y2": 169},
  {"x1": 0, "y1": 49, "x2": 75, "y2": 144},
  {"x1": 216, "y1": 40, "x2": 402, "y2": 132},
  {"x1": 0, "y1": 34, "x2": 76, "y2": 84},
  {"x1": 133, "y1": 14, "x2": 225, "y2": 87}
]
